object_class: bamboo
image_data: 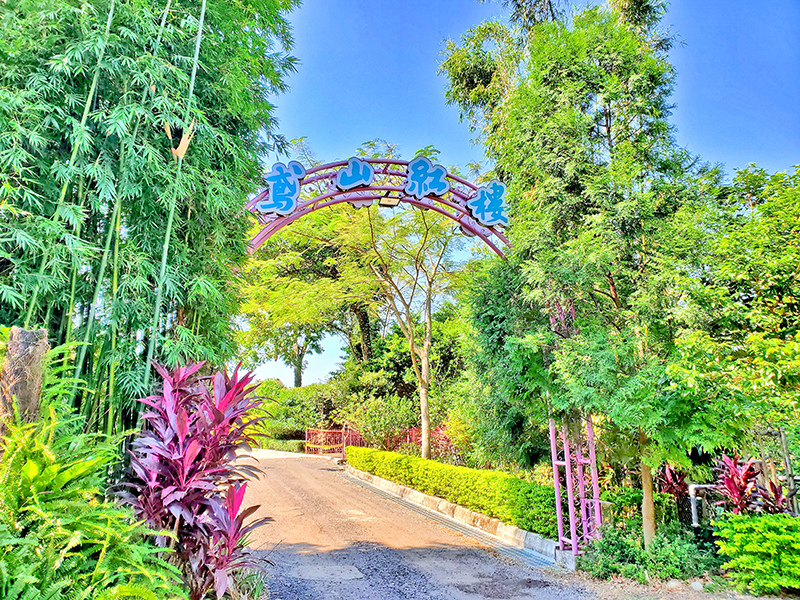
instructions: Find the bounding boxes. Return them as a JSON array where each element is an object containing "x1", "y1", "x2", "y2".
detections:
[
  {"x1": 107, "y1": 195, "x2": 122, "y2": 436},
  {"x1": 73, "y1": 200, "x2": 121, "y2": 402},
  {"x1": 70, "y1": 0, "x2": 173, "y2": 409},
  {"x1": 64, "y1": 177, "x2": 87, "y2": 346},
  {"x1": 143, "y1": 0, "x2": 208, "y2": 390},
  {"x1": 23, "y1": 0, "x2": 117, "y2": 327}
]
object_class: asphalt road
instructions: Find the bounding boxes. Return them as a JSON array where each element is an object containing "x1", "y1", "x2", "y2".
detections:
[{"x1": 240, "y1": 450, "x2": 595, "y2": 600}]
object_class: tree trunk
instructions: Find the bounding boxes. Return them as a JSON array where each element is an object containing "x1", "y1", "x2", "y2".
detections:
[
  {"x1": 419, "y1": 342, "x2": 432, "y2": 460},
  {"x1": 419, "y1": 382, "x2": 431, "y2": 460},
  {"x1": 293, "y1": 362, "x2": 302, "y2": 388},
  {"x1": 351, "y1": 302, "x2": 373, "y2": 363},
  {"x1": 1, "y1": 327, "x2": 50, "y2": 434},
  {"x1": 641, "y1": 454, "x2": 656, "y2": 549},
  {"x1": 292, "y1": 350, "x2": 303, "y2": 388},
  {"x1": 290, "y1": 339, "x2": 305, "y2": 388}
]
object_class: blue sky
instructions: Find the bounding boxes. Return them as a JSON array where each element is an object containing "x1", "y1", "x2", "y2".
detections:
[{"x1": 256, "y1": 0, "x2": 800, "y2": 387}]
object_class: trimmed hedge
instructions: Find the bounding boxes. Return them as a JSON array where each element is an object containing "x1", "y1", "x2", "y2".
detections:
[
  {"x1": 346, "y1": 446, "x2": 558, "y2": 538},
  {"x1": 261, "y1": 438, "x2": 305, "y2": 453},
  {"x1": 716, "y1": 513, "x2": 800, "y2": 594}
]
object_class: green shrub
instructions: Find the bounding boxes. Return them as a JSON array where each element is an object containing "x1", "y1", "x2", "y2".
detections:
[
  {"x1": 261, "y1": 438, "x2": 305, "y2": 453},
  {"x1": 0, "y1": 406, "x2": 184, "y2": 598},
  {"x1": 600, "y1": 486, "x2": 674, "y2": 525},
  {"x1": 336, "y1": 392, "x2": 418, "y2": 449},
  {"x1": 579, "y1": 522, "x2": 720, "y2": 583},
  {"x1": 346, "y1": 446, "x2": 557, "y2": 538},
  {"x1": 715, "y1": 513, "x2": 800, "y2": 594},
  {"x1": 252, "y1": 380, "x2": 338, "y2": 440}
]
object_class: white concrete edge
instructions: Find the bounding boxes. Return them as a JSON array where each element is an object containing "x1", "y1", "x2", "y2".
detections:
[{"x1": 344, "y1": 464, "x2": 576, "y2": 570}]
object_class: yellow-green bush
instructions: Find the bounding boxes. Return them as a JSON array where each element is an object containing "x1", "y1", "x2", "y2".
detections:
[
  {"x1": 716, "y1": 513, "x2": 800, "y2": 594},
  {"x1": 346, "y1": 446, "x2": 558, "y2": 538}
]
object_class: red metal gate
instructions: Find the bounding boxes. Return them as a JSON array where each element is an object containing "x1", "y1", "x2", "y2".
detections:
[{"x1": 305, "y1": 428, "x2": 366, "y2": 458}]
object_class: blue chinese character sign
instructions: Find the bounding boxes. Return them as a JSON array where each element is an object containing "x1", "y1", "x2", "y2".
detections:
[
  {"x1": 336, "y1": 157, "x2": 375, "y2": 191},
  {"x1": 248, "y1": 157, "x2": 511, "y2": 259},
  {"x1": 404, "y1": 156, "x2": 450, "y2": 200},
  {"x1": 466, "y1": 180, "x2": 509, "y2": 227},
  {"x1": 256, "y1": 161, "x2": 306, "y2": 215}
]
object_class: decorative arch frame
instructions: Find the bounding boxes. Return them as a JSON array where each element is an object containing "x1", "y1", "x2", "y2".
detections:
[{"x1": 245, "y1": 157, "x2": 511, "y2": 257}]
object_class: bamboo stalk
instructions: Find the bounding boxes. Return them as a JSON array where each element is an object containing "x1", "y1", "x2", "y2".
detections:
[
  {"x1": 107, "y1": 195, "x2": 122, "y2": 436},
  {"x1": 64, "y1": 176, "x2": 86, "y2": 348},
  {"x1": 73, "y1": 199, "x2": 121, "y2": 402},
  {"x1": 142, "y1": 0, "x2": 208, "y2": 391}
]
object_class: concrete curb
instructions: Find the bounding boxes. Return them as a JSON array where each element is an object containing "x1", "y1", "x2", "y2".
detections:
[{"x1": 344, "y1": 464, "x2": 576, "y2": 570}]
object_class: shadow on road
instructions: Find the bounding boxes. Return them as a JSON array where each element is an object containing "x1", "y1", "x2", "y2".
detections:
[{"x1": 252, "y1": 540, "x2": 590, "y2": 600}]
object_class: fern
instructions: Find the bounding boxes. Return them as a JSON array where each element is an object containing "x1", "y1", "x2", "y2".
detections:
[{"x1": 0, "y1": 409, "x2": 185, "y2": 599}]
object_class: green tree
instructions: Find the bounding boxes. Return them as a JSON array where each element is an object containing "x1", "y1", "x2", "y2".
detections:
[
  {"x1": 443, "y1": 2, "x2": 727, "y2": 546},
  {"x1": 670, "y1": 166, "x2": 800, "y2": 449}
]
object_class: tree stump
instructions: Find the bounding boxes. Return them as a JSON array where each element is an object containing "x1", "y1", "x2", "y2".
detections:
[{"x1": 0, "y1": 326, "x2": 49, "y2": 434}]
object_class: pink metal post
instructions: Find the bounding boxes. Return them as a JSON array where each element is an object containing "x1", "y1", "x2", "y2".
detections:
[
  {"x1": 549, "y1": 418, "x2": 566, "y2": 551},
  {"x1": 586, "y1": 418, "x2": 603, "y2": 535},
  {"x1": 574, "y1": 425, "x2": 590, "y2": 543},
  {"x1": 561, "y1": 419, "x2": 579, "y2": 553},
  {"x1": 549, "y1": 414, "x2": 604, "y2": 556}
]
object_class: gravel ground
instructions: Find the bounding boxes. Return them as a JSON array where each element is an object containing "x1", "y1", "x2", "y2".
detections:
[{"x1": 256, "y1": 542, "x2": 588, "y2": 600}]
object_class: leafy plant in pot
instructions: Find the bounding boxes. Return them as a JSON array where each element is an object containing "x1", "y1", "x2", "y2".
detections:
[{"x1": 121, "y1": 361, "x2": 269, "y2": 599}]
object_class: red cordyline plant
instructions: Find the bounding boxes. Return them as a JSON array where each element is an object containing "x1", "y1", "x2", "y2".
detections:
[
  {"x1": 121, "y1": 361, "x2": 268, "y2": 600},
  {"x1": 713, "y1": 454, "x2": 761, "y2": 515},
  {"x1": 658, "y1": 464, "x2": 689, "y2": 499},
  {"x1": 757, "y1": 480, "x2": 797, "y2": 515}
]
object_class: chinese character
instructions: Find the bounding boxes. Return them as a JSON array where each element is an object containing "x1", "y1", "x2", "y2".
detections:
[
  {"x1": 466, "y1": 180, "x2": 509, "y2": 227},
  {"x1": 336, "y1": 157, "x2": 375, "y2": 191},
  {"x1": 404, "y1": 156, "x2": 450, "y2": 200},
  {"x1": 256, "y1": 161, "x2": 306, "y2": 215}
]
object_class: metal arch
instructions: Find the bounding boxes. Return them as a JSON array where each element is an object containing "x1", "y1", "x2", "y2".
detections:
[{"x1": 245, "y1": 158, "x2": 510, "y2": 258}]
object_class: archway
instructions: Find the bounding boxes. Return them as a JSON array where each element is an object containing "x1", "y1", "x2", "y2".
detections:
[
  {"x1": 244, "y1": 155, "x2": 601, "y2": 555},
  {"x1": 245, "y1": 156, "x2": 510, "y2": 256}
]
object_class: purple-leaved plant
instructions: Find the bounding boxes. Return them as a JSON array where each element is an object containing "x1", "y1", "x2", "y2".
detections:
[
  {"x1": 121, "y1": 361, "x2": 269, "y2": 600},
  {"x1": 713, "y1": 454, "x2": 760, "y2": 515}
]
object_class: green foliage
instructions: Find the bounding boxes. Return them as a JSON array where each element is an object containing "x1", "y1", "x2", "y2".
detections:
[
  {"x1": 715, "y1": 513, "x2": 800, "y2": 594},
  {"x1": 579, "y1": 522, "x2": 720, "y2": 583},
  {"x1": 251, "y1": 379, "x2": 340, "y2": 440},
  {"x1": 670, "y1": 167, "x2": 800, "y2": 448},
  {"x1": 1, "y1": 0, "x2": 298, "y2": 431},
  {"x1": 443, "y1": 0, "x2": 748, "y2": 506},
  {"x1": 336, "y1": 393, "x2": 418, "y2": 449},
  {"x1": 260, "y1": 438, "x2": 305, "y2": 453},
  {"x1": 600, "y1": 486, "x2": 674, "y2": 525},
  {"x1": 0, "y1": 326, "x2": 9, "y2": 362},
  {"x1": 0, "y1": 406, "x2": 183, "y2": 598},
  {"x1": 346, "y1": 446, "x2": 557, "y2": 538}
]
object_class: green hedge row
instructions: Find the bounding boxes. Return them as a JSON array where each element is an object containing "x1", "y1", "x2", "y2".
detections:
[
  {"x1": 260, "y1": 438, "x2": 305, "y2": 453},
  {"x1": 716, "y1": 513, "x2": 800, "y2": 595},
  {"x1": 346, "y1": 446, "x2": 558, "y2": 538}
]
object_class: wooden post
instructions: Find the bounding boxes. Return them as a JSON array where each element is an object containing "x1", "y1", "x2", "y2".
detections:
[{"x1": 0, "y1": 327, "x2": 50, "y2": 434}]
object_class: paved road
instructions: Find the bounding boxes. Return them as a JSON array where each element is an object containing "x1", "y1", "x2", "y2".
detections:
[{"x1": 241, "y1": 450, "x2": 594, "y2": 600}]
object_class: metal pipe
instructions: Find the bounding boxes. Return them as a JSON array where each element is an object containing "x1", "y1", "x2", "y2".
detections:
[{"x1": 688, "y1": 484, "x2": 715, "y2": 527}]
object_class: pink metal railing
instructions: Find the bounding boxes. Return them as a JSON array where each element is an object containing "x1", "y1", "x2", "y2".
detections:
[
  {"x1": 304, "y1": 425, "x2": 461, "y2": 461},
  {"x1": 549, "y1": 415, "x2": 603, "y2": 556}
]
